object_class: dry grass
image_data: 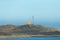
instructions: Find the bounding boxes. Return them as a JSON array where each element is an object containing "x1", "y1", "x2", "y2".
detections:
[{"x1": 0, "y1": 35, "x2": 32, "y2": 38}]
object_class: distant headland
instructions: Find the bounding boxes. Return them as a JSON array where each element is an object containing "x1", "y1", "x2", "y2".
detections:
[
  {"x1": 0, "y1": 24, "x2": 60, "y2": 38},
  {"x1": 0, "y1": 16, "x2": 60, "y2": 38}
]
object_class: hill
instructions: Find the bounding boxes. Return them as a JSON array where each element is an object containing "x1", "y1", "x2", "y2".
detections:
[{"x1": 0, "y1": 24, "x2": 60, "y2": 35}]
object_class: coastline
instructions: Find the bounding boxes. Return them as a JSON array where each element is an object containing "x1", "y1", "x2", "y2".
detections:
[{"x1": 0, "y1": 35, "x2": 60, "y2": 38}]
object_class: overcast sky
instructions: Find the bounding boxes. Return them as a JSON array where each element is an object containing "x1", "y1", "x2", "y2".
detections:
[{"x1": 0, "y1": 0, "x2": 60, "y2": 28}]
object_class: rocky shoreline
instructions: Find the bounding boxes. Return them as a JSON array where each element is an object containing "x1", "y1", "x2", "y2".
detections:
[
  {"x1": 0, "y1": 34, "x2": 60, "y2": 38},
  {"x1": 0, "y1": 24, "x2": 60, "y2": 38}
]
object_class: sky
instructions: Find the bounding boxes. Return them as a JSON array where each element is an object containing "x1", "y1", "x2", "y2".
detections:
[{"x1": 0, "y1": 0, "x2": 60, "y2": 28}]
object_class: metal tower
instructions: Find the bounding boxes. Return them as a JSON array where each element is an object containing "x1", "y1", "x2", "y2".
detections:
[{"x1": 32, "y1": 16, "x2": 34, "y2": 25}]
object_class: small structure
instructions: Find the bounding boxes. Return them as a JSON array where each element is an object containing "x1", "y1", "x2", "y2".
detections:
[{"x1": 28, "y1": 19, "x2": 31, "y2": 25}]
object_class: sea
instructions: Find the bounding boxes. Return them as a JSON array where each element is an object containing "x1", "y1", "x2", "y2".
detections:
[{"x1": 0, "y1": 37, "x2": 60, "y2": 40}]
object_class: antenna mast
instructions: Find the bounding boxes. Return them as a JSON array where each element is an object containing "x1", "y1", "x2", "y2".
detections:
[{"x1": 32, "y1": 16, "x2": 34, "y2": 25}]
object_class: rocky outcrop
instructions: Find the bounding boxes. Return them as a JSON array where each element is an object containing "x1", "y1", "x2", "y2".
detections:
[{"x1": 0, "y1": 24, "x2": 60, "y2": 35}]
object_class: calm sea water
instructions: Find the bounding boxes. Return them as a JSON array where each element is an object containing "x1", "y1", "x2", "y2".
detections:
[{"x1": 0, "y1": 37, "x2": 60, "y2": 40}]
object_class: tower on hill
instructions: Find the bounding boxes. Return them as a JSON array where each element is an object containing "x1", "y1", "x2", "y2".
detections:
[
  {"x1": 28, "y1": 19, "x2": 31, "y2": 25},
  {"x1": 32, "y1": 16, "x2": 34, "y2": 24},
  {"x1": 28, "y1": 16, "x2": 34, "y2": 25}
]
